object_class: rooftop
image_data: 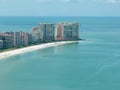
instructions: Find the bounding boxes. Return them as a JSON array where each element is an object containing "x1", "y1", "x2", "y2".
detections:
[{"x1": 58, "y1": 22, "x2": 79, "y2": 25}]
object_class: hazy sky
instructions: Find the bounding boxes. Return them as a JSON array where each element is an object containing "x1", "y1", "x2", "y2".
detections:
[{"x1": 0, "y1": 0, "x2": 120, "y2": 16}]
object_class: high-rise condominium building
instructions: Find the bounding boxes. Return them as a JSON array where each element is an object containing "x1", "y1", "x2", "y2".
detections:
[
  {"x1": 56, "y1": 22, "x2": 79, "y2": 40},
  {"x1": 14, "y1": 31, "x2": 28, "y2": 47},
  {"x1": 40, "y1": 23, "x2": 55, "y2": 42},
  {"x1": 0, "y1": 40, "x2": 3, "y2": 49},
  {"x1": 32, "y1": 23, "x2": 55, "y2": 43},
  {"x1": 32, "y1": 26, "x2": 43, "y2": 43},
  {"x1": 0, "y1": 33, "x2": 14, "y2": 49}
]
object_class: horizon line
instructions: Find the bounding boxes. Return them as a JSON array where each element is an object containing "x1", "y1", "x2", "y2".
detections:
[{"x1": 0, "y1": 16, "x2": 120, "y2": 17}]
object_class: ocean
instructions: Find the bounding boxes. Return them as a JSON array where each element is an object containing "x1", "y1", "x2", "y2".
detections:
[{"x1": 0, "y1": 16, "x2": 120, "y2": 90}]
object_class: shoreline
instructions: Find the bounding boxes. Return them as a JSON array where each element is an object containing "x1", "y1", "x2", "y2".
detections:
[{"x1": 0, "y1": 41, "x2": 80, "y2": 60}]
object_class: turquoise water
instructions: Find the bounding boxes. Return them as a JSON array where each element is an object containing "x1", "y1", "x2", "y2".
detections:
[{"x1": 0, "y1": 17, "x2": 120, "y2": 90}]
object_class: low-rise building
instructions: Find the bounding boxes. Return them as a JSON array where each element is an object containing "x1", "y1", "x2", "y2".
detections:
[{"x1": 56, "y1": 22, "x2": 79, "y2": 40}]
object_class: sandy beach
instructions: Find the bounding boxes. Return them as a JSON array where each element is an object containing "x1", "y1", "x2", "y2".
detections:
[{"x1": 0, "y1": 41, "x2": 80, "y2": 59}]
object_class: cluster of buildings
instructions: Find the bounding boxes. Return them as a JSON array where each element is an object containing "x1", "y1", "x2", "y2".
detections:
[
  {"x1": 0, "y1": 22, "x2": 79, "y2": 49},
  {"x1": 0, "y1": 31, "x2": 31, "y2": 49}
]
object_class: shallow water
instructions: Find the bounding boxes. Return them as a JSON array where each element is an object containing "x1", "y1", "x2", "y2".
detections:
[
  {"x1": 0, "y1": 31, "x2": 120, "y2": 90},
  {"x1": 0, "y1": 17, "x2": 120, "y2": 90}
]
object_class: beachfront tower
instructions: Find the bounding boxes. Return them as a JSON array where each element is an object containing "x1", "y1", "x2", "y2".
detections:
[
  {"x1": 14, "y1": 31, "x2": 29, "y2": 47},
  {"x1": 0, "y1": 40, "x2": 3, "y2": 49},
  {"x1": 39, "y1": 23, "x2": 55, "y2": 42},
  {"x1": 56, "y1": 22, "x2": 79, "y2": 40},
  {"x1": 0, "y1": 33, "x2": 14, "y2": 49},
  {"x1": 32, "y1": 26, "x2": 43, "y2": 43}
]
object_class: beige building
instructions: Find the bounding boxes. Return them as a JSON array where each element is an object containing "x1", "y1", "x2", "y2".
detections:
[
  {"x1": 56, "y1": 22, "x2": 79, "y2": 40},
  {"x1": 32, "y1": 23, "x2": 55, "y2": 43},
  {"x1": 5, "y1": 31, "x2": 29, "y2": 47}
]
